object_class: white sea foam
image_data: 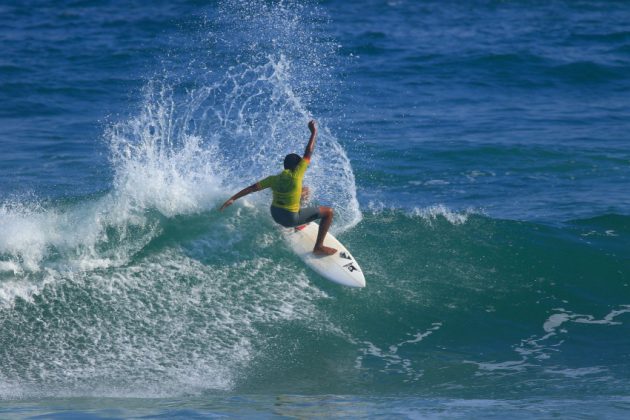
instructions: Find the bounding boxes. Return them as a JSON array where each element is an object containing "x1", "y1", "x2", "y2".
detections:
[
  {"x1": 410, "y1": 205, "x2": 477, "y2": 225},
  {"x1": 366, "y1": 201, "x2": 478, "y2": 225},
  {"x1": 469, "y1": 305, "x2": 630, "y2": 374},
  {"x1": 0, "y1": 248, "x2": 328, "y2": 398},
  {"x1": 544, "y1": 366, "x2": 609, "y2": 378},
  {"x1": 352, "y1": 323, "x2": 442, "y2": 383}
]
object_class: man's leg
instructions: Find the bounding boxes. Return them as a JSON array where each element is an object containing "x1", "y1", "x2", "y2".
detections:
[{"x1": 313, "y1": 206, "x2": 337, "y2": 255}]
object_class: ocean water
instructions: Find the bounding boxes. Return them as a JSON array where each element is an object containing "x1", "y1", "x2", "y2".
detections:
[{"x1": 1, "y1": 0, "x2": 629, "y2": 418}]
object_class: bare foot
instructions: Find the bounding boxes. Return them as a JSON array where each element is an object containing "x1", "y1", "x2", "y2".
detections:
[{"x1": 313, "y1": 245, "x2": 337, "y2": 256}]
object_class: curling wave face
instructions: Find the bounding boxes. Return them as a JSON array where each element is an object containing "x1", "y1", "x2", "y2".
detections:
[
  {"x1": 0, "y1": 0, "x2": 363, "y2": 399},
  {"x1": 0, "y1": 0, "x2": 360, "y2": 302},
  {"x1": 1, "y1": 207, "x2": 629, "y2": 398}
]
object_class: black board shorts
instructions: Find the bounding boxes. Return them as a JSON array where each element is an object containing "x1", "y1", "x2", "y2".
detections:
[{"x1": 270, "y1": 205, "x2": 322, "y2": 228}]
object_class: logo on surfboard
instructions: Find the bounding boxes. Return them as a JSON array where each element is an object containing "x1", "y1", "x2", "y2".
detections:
[{"x1": 343, "y1": 262, "x2": 360, "y2": 273}]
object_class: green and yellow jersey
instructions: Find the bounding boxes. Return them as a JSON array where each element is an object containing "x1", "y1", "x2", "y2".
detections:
[{"x1": 257, "y1": 157, "x2": 309, "y2": 213}]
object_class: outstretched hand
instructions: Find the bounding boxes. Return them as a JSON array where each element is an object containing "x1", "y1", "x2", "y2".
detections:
[
  {"x1": 219, "y1": 199, "x2": 234, "y2": 211},
  {"x1": 308, "y1": 119, "x2": 317, "y2": 133}
]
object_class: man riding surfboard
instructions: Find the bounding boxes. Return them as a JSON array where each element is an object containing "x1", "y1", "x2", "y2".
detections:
[{"x1": 219, "y1": 120, "x2": 337, "y2": 256}]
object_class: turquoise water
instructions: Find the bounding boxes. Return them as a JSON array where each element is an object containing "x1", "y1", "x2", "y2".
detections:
[{"x1": 1, "y1": 0, "x2": 629, "y2": 417}]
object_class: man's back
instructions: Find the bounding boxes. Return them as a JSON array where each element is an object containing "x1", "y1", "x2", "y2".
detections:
[{"x1": 258, "y1": 158, "x2": 309, "y2": 212}]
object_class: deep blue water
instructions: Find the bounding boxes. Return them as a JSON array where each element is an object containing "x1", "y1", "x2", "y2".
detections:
[{"x1": 1, "y1": 0, "x2": 629, "y2": 418}]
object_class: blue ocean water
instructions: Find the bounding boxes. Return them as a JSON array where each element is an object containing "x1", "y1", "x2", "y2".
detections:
[{"x1": 1, "y1": 0, "x2": 629, "y2": 417}]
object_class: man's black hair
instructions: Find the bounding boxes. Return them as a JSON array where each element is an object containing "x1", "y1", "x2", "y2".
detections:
[{"x1": 284, "y1": 153, "x2": 302, "y2": 171}]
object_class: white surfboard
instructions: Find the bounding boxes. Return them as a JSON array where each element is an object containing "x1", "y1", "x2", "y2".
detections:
[{"x1": 284, "y1": 222, "x2": 365, "y2": 288}]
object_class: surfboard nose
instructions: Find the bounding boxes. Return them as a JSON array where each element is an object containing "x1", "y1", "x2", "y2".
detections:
[{"x1": 351, "y1": 273, "x2": 366, "y2": 288}]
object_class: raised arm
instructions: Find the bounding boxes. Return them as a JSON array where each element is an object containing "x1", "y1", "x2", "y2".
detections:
[
  {"x1": 303, "y1": 120, "x2": 317, "y2": 160},
  {"x1": 219, "y1": 183, "x2": 261, "y2": 211}
]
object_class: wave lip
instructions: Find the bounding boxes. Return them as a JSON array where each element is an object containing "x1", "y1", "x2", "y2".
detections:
[
  {"x1": 366, "y1": 201, "x2": 479, "y2": 225},
  {"x1": 409, "y1": 204, "x2": 478, "y2": 225}
]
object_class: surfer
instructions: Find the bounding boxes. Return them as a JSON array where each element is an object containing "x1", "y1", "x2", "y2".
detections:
[{"x1": 220, "y1": 120, "x2": 337, "y2": 255}]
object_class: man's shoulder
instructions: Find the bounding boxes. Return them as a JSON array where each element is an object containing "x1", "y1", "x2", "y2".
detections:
[
  {"x1": 295, "y1": 157, "x2": 309, "y2": 173},
  {"x1": 258, "y1": 174, "x2": 278, "y2": 188}
]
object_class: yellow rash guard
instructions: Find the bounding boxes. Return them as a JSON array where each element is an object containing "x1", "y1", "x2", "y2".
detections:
[{"x1": 257, "y1": 157, "x2": 309, "y2": 212}]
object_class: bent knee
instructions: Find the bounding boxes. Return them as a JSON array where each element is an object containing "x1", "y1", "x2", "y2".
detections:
[{"x1": 319, "y1": 206, "x2": 334, "y2": 218}]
